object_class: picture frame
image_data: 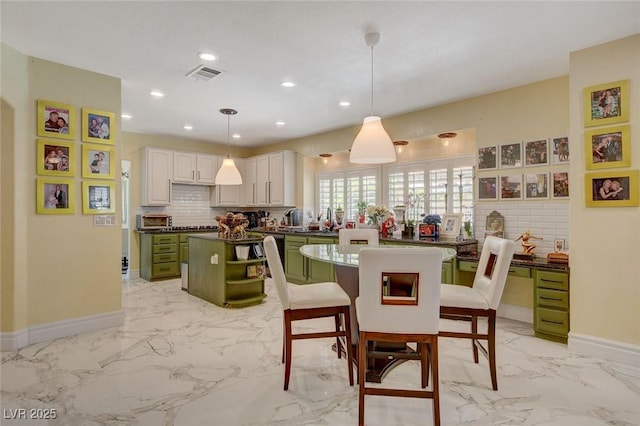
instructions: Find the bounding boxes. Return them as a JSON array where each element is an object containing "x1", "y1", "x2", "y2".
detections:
[
  {"x1": 499, "y1": 142, "x2": 522, "y2": 169},
  {"x1": 551, "y1": 136, "x2": 570, "y2": 164},
  {"x1": 82, "y1": 143, "x2": 115, "y2": 179},
  {"x1": 485, "y1": 210, "x2": 504, "y2": 238},
  {"x1": 554, "y1": 239, "x2": 565, "y2": 253},
  {"x1": 478, "y1": 176, "x2": 498, "y2": 200},
  {"x1": 36, "y1": 139, "x2": 75, "y2": 177},
  {"x1": 524, "y1": 138, "x2": 549, "y2": 167},
  {"x1": 440, "y1": 213, "x2": 463, "y2": 239},
  {"x1": 552, "y1": 172, "x2": 570, "y2": 199},
  {"x1": 525, "y1": 173, "x2": 549, "y2": 199},
  {"x1": 36, "y1": 177, "x2": 75, "y2": 214},
  {"x1": 37, "y1": 99, "x2": 76, "y2": 140},
  {"x1": 82, "y1": 181, "x2": 116, "y2": 214},
  {"x1": 477, "y1": 146, "x2": 497, "y2": 170},
  {"x1": 584, "y1": 125, "x2": 630, "y2": 170},
  {"x1": 500, "y1": 175, "x2": 522, "y2": 200},
  {"x1": 585, "y1": 170, "x2": 638, "y2": 207},
  {"x1": 82, "y1": 108, "x2": 115, "y2": 144},
  {"x1": 583, "y1": 79, "x2": 630, "y2": 127}
]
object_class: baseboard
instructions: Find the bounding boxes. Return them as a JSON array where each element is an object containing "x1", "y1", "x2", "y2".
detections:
[
  {"x1": 497, "y1": 303, "x2": 533, "y2": 324},
  {"x1": 569, "y1": 332, "x2": 640, "y2": 366},
  {"x1": 128, "y1": 269, "x2": 140, "y2": 279},
  {"x1": 0, "y1": 310, "x2": 124, "y2": 352}
]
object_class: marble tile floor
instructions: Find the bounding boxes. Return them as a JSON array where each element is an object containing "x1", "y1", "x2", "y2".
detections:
[{"x1": 1, "y1": 277, "x2": 639, "y2": 426}]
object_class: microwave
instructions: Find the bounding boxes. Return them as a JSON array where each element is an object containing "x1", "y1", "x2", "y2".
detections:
[{"x1": 136, "y1": 214, "x2": 172, "y2": 230}]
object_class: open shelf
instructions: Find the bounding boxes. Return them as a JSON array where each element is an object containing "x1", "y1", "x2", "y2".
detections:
[
  {"x1": 225, "y1": 293, "x2": 267, "y2": 308},
  {"x1": 226, "y1": 258, "x2": 266, "y2": 265},
  {"x1": 226, "y1": 277, "x2": 266, "y2": 285}
]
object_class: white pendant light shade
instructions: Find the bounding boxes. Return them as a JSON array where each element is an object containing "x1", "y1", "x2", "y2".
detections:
[
  {"x1": 350, "y1": 32, "x2": 396, "y2": 165},
  {"x1": 349, "y1": 116, "x2": 396, "y2": 164},
  {"x1": 215, "y1": 108, "x2": 243, "y2": 185},
  {"x1": 215, "y1": 157, "x2": 243, "y2": 185}
]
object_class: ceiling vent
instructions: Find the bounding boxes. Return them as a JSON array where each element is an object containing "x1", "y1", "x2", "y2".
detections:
[{"x1": 185, "y1": 65, "x2": 221, "y2": 82}]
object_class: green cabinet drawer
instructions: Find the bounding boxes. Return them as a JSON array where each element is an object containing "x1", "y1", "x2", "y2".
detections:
[
  {"x1": 286, "y1": 235, "x2": 307, "y2": 245},
  {"x1": 179, "y1": 234, "x2": 188, "y2": 243},
  {"x1": 535, "y1": 307, "x2": 569, "y2": 336},
  {"x1": 152, "y1": 243, "x2": 177, "y2": 254},
  {"x1": 308, "y1": 236, "x2": 337, "y2": 245},
  {"x1": 458, "y1": 260, "x2": 478, "y2": 272},
  {"x1": 153, "y1": 252, "x2": 178, "y2": 263},
  {"x1": 152, "y1": 234, "x2": 178, "y2": 245},
  {"x1": 536, "y1": 288, "x2": 568, "y2": 310},
  {"x1": 152, "y1": 262, "x2": 179, "y2": 277},
  {"x1": 507, "y1": 266, "x2": 530, "y2": 278},
  {"x1": 536, "y1": 270, "x2": 568, "y2": 291}
]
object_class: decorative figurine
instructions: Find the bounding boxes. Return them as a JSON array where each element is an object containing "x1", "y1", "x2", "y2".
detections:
[{"x1": 515, "y1": 230, "x2": 542, "y2": 255}]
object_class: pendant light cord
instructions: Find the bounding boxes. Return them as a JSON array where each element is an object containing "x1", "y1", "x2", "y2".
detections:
[
  {"x1": 226, "y1": 114, "x2": 231, "y2": 159},
  {"x1": 370, "y1": 45, "x2": 374, "y2": 116}
]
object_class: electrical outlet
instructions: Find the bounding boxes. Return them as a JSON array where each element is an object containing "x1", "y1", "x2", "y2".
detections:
[{"x1": 210, "y1": 254, "x2": 218, "y2": 265}]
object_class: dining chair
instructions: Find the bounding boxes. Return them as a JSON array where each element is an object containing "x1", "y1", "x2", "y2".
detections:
[
  {"x1": 263, "y1": 235, "x2": 354, "y2": 390},
  {"x1": 338, "y1": 228, "x2": 379, "y2": 245},
  {"x1": 356, "y1": 247, "x2": 442, "y2": 426},
  {"x1": 439, "y1": 235, "x2": 515, "y2": 391}
]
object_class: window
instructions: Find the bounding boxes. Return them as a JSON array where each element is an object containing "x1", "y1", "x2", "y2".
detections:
[{"x1": 317, "y1": 168, "x2": 379, "y2": 222}]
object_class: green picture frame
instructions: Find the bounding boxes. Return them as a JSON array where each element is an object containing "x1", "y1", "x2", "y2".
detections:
[
  {"x1": 36, "y1": 177, "x2": 75, "y2": 214},
  {"x1": 584, "y1": 125, "x2": 631, "y2": 170},
  {"x1": 36, "y1": 139, "x2": 75, "y2": 177},
  {"x1": 583, "y1": 79, "x2": 630, "y2": 127},
  {"x1": 37, "y1": 99, "x2": 76, "y2": 140},
  {"x1": 82, "y1": 181, "x2": 116, "y2": 214}
]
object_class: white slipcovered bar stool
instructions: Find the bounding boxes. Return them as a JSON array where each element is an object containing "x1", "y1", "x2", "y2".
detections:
[
  {"x1": 338, "y1": 228, "x2": 379, "y2": 245},
  {"x1": 263, "y1": 236, "x2": 354, "y2": 390},
  {"x1": 439, "y1": 236, "x2": 515, "y2": 390},
  {"x1": 356, "y1": 247, "x2": 443, "y2": 426}
]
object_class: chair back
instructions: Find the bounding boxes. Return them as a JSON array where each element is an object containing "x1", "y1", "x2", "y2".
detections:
[
  {"x1": 358, "y1": 247, "x2": 442, "y2": 334},
  {"x1": 472, "y1": 236, "x2": 516, "y2": 310},
  {"x1": 263, "y1": 236, "x2": 289, "y2": 310},
  {"x1": 338, "y1": 228, "x2": 379, "y2": 245}
]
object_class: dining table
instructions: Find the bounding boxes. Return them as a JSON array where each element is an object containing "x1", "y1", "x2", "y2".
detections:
[{"x1": 299, "y1": 243, "x2": 457, "y2": 382}]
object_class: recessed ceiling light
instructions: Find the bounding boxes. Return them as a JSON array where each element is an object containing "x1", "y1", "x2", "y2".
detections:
[
  {"x1": 121, "y1": 113, "x2": 132, "y2": 119},
  {"x1": 198, "y1": 52, "x2": 217, "y2": 61},
  {"x1": 150, "y1": 90, "x2": 165, "y2": 98},
  {"x1": 232, "y1": 133, "x2": 241, "y2": 139},
  {"x1": 339, "y1": 101, "x2": 351, "y2": 107},
  {"x1": 183, "y1": 124, "x2": 194, "y2": 131},
  {"x1": 281, "y1": 81, "x2": 296, "y2": 88},
  {"x1": 275, "y1": 121, "x2": 286, "y2": 127}
]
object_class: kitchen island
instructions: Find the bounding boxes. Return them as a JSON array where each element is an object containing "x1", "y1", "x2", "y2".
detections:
[{"x1": 188, "y1": 234, "x2": 267, "y2": 308}]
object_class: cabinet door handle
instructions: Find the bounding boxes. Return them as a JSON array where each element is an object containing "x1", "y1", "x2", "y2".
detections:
[
  {"x1": 253, "y1": 183, "x2": 256, "y2": 203},
  {"x1": 265, "y1": 182, "x2": 269, "y2": 204},
  {"x1": 197, "y1": 170, "x2": 200, "y2": 181},
  {"x1": 192, "y1": 170, "x2": 195, "y2": 180},
  {"x1": 168, "y1": 179, "x2": 172, "y2": 203},
  {"x1": 268, "y1": 181, "x2": 272, "y2": 203}
]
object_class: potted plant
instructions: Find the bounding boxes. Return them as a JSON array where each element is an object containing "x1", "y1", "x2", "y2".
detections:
[{"x1": 357, "y1": 201, "x2": 368, "y2": 223}]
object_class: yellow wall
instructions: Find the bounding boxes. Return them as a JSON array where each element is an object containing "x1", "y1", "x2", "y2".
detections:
[
  {"x1": 569, "y1": 34, "x2": 640, "y2": 345},
  {"x1": 1, "y1": 46, "x2": 122, "y2": 331}
]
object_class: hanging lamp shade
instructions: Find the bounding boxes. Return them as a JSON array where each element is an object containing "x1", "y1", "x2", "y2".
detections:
[
  {"x1": 350, "y1": 115, "x2": 396, "y2": 164},
  {"x1": 349, "y1": 32, "x2": 396, "y2": 165},
  {"x1": 215, "y1": 108, "x2": 243, "y2": 185}
]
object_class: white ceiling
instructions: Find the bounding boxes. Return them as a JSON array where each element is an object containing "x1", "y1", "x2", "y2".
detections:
[{"x1": 2, "y1": 1, "x2": 639, "y2": 148}]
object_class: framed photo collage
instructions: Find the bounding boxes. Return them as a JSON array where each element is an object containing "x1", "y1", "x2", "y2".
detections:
[{"x1": 36, "y1": 99, "x2": 117, "y2": 215}]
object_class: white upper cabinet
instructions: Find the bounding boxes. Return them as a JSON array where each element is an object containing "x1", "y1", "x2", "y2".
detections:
[
  {"x1": 172, "y1": 152, "x2": 217, "y2": 185},
  {"x1": 141, "y1": 147, "x2": 173, "y2": 206},
  {"x1": 244, "y1": 157, "x2": 257, "y2": 206},
  {"x1": 252, "y1": 150, "x2": 296, "y2": 207},
  {"x1": 210, "y1": 157, "x2": 245, "y2": 207}
]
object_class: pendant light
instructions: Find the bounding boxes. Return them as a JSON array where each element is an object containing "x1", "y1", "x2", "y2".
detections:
[
  {"x1": 349, "y1": 32, "x2": 396, "y2": 164},
  {"x1": 215, "y1": 108, "x2": 243, "y2": 185}
]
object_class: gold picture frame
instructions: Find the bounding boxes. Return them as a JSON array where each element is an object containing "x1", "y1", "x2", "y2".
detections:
[
  {"x1": 583, "y1": 79, "x2": 630, "y2": 127},
  {"x1": 585, "y1": 170, "x2": 638, "y2": 207},
  {"x1": 37, "y1": 99, "x2": 76, "y2": 140},
  {"x1": 36, "y1": 177, "x2": 75, "y2": 214},
  {"x1": 82, "y1": 181, "x2": 116, "y2": 214},
  {"x1": 82, "y1": 143, "x2": 115, "y2": 179},
  {"x1": 82, "y1": 108, "x2": 115, "y2": 144},
  {"x1": 584, "y1": 125, "x2": 631, "y2": 170},
  {"x1": 36, "y1": 139, "x2": 75, "y2": 177}
]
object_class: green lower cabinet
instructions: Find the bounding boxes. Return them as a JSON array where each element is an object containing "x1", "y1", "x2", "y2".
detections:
[
  {"x1": 284, "y1": 235, "x2": 336, "y2": 284},
  {"x1": 441, "y1": 260, "x2": 453, "y2": 284},
  {"x1": 534, "y1": 269, "x2": 569, "y2": 343},
  {"x1": 140, "y1": 233, "x2": 180, "y2": 281}
]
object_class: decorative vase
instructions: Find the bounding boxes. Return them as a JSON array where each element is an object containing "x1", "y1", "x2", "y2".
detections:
[{"x1": 359, "y1": 214, "x2": 366, "y2": 224}]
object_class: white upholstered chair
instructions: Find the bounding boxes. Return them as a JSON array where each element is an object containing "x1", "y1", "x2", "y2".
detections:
[
  {"x1": 356, "y1": 247, "x2": 442, "y2": 426},
  {"x1": 338, "y1": 228, "x2": 379, "y2": 245},
  {"x1": 263, "y1": 236, "x2": 354, "y2": 390},
  {"x1": 439, "y1": 235, "x2": 515, "y2": 390}
]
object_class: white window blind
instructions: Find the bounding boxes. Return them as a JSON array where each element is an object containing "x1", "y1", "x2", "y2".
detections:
[{"x1": 317, "y1": 168, "x2": 379, "y2": 222}]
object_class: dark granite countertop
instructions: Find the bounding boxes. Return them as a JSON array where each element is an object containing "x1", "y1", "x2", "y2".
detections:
[
  {"x1": 188, "y1": 234, "x2": 264, "y2": 243},
  {"x1": 134, "y1": 228, "x2": 218, "y2": 234},
  {"x1": 458, "y1": 254, "x2": 570, "y2": 271}
]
